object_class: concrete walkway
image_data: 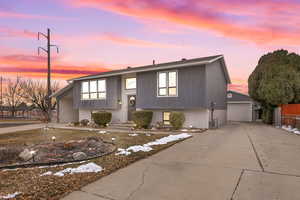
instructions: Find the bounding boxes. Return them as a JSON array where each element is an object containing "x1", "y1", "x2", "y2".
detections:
[
  {"x1": 0, "y1": 123, "x2": 46, "y2": 135},
  {"x1": 62, "y1": 123, "x2": 300, "y2": 200}
]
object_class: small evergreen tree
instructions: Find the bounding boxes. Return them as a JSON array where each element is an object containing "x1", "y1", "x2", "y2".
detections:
[{"x1": 248, "y1": 50, "x2": 300, "y2": 124}]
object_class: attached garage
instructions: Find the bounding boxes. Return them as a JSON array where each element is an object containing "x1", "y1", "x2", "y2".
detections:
[{"x1": 227, "y1": 91, "x2": 260, "y2": 122}]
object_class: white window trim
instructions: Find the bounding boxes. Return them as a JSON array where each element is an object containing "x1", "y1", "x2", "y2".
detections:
[
  {"x1": 125, "y1": 77, "x2": 137, "y2": 90},
  {"x1": 157, "y1": 70, "x2": 178, "y2": 97},
  {"x1": 81, "y1": 79, "x2": 107, "y2": 100}
]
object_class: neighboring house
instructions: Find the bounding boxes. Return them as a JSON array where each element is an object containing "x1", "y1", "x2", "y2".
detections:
[
  {"x1": 227, "y1": 90, "x2": 262, "y2": 122},
  {"x1": 52, "y1": 55, "x2": 231, "y2": 128}
]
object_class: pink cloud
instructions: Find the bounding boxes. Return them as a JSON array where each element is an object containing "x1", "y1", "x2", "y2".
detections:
[
  {"x1": 0, "y1": 27, "x2": 36, "y2": 38},
  {"x1": 69, "y1": 0, "x2": 300, "y2": 46},
  {"x1": 0, "y1": 11, "x2": 76, "y2": 21},
  {"x1": 98, "y1": 33, "x2": 181, "y2": 48},
  {"x1": 0, "y1": 54, "x2": 109, "y2": 80}
]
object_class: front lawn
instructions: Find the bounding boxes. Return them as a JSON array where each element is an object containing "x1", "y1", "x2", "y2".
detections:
[{"x1": 0, "y1": 128, "x2": 193, "y2": 199}]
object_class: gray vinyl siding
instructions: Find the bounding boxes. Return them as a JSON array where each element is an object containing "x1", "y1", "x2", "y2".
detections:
[
  {"x1": 73, "y1": 76, "x2": 121, "y2": 110},
  {"x1": 205, "y1": 60, "x2": 227, "y2": 110},
  {"x1": 136, "y1": 65, "x2": 206, "y2": 109}
]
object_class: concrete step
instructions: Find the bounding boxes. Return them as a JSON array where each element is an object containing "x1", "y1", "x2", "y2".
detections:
[{"x1": 108, "y1": 122, "x2": 135, "y2": 130}]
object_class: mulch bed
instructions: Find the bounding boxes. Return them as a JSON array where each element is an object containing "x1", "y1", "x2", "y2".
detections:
[
  {"x1": 0, "y1": 137, "x2": 114, "y2": 168},
  {"x1": 0, "y1": 128, "x2": 194, "y2": 199}
]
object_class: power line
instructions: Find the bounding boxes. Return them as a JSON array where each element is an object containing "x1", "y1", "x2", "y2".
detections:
[{"x1": 37, "y1": 28, "x2": 59, "y2": 122}]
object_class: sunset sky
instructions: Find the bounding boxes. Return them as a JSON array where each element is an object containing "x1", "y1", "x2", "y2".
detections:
[{"x1": 1, "y1": 0, "x2": 300, "y2": 93}]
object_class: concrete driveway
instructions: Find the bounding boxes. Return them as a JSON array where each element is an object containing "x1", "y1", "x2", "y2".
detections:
[{"x1": 63, "y1": 123, "x2": 300, "y2": 200}]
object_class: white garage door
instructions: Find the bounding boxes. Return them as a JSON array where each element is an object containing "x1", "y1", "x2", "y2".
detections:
[{"x1": 227, "y1": 103, "x2": 252, "y2": 122}]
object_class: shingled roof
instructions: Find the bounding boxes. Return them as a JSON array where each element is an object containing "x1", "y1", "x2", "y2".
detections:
[{"x1": 68, "y1": 55, "x2": 230, "y2": 83}]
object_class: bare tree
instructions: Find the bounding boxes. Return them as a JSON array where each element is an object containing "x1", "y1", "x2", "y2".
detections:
[
  {"x1": 20, "y1": 79, "x2": 59, "y2": 121},
  {"x1": 3, "y1": 77, "x2": 24, "y2": 117}
]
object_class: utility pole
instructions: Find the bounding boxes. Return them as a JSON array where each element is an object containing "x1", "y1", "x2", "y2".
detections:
[{"x1": 38, "y1": 28, "x2": 59, "y2": 122}]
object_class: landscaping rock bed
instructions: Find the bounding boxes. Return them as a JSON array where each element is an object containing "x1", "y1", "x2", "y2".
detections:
[{"x1": 0, "y1": 136, "x2": 115, "y2": 168}]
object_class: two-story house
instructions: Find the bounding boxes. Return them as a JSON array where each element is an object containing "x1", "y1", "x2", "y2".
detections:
[{"x1": 52, "y1": 55, "x2": 231, "y2": 128}]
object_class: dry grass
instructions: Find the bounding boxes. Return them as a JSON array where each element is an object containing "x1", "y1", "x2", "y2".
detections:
[{"x1": 0, "y1": 128, "x2": 191, "y2": 199}]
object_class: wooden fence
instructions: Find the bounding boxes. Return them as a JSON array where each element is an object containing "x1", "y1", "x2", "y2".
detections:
[{"x1": 281, "y1": 104, "x2": 300, "y2": 129}]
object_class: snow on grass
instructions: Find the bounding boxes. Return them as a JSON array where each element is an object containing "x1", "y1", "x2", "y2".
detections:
[
  {"x1": 116, "y1": 133, "x2": 192, "y2": 156},
  {"x1": 146, "y1": 133, "x2": 192, "y2": 146},
  {"x1": 282, "y1": 125, "x2": 300, "y2": 135},
  {"x1": 98, "y1": 130, "x2": 109, "y2": 134},
  {"x1": 40, "y1": 162, "x2": 103, "y2": 177},
  {"x1": 0, "y1": 192, "x2": 21, "y2": 199},
  {"x1": 128, "y1": 133, "x2": 138, "y2": 137},
  {"x1": 40, "y1": 171, "x2": 53, "y2": 176},
  {"x1": 282, "y1": 125, "x2": 293, "y2": 132}
]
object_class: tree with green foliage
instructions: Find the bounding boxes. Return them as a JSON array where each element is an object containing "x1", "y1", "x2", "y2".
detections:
[{"x1": 248, "y1": 50, "x2": 300, "y2": 124}]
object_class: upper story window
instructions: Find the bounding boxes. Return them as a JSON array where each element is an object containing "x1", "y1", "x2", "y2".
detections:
[
  {"x1": 81, "y1": 79, "x2": 106, "y2": 100},
  {"x1": 158, "y1": 71, "x2": 177, "y2": 97},
  {"x1": 125, "y1": 78, "x2": 136, "y2": 90}
]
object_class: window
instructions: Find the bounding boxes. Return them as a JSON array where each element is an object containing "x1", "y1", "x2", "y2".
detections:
[
  {"x1": 81, "y1": 79, "x2": 106, "y2": 100},
  {"x1": 158, "y1": 71, "x2": 177, "y2": 97},
  {"x1": 125, "y1": 78, "x2": 136, "y2": 89},
  {"x1": 81, "y1": 81, "x2": 89, "y2": 100},
  {"x1": 163, "y1": 112, "x2": 171, "y2": 125},
  {"x1": 98, "y1": 80, "x2": 106, "y2": 99}
]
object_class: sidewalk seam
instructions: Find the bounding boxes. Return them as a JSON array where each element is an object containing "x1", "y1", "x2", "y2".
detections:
[
  {"x1": 230, "y1": 169, "x2": 244, "y2": 200},
  {"x1": 245, "y1": 131, "x2": 264, "y2": 172}
]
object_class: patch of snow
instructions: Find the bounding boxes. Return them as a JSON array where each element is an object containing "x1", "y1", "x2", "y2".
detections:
[
  {"x1": 146, "y1": 133, "x2": 192, "y2": 146},
  {"x1": 40, "y1": 171, "x2": 53, "y2": 176},
  {"x1": 115, "y1": 148, "x2": 132, "y2": 156},
  {"x1": 128, "y1": 145, "x2": 153, "y2": 152},
  {"x1": 294, "y1": 130, "x2": 300, "y2": 135},
  {"x1": 282, "y1": 125, "x2": 293, "y2": 132},
  {"x1": 41, "y1": 162, "x2": 103, "y2": 177},
  {"x1": 98, "y1": 130, "x2": 108, "y2": 134},
  {"x1": 281, "y1": 126, "x2": 300, "y2": 135},
  {"x1": 0, "y1": 192, "x2": 21, "y2": 199},
  {"x1": 111, "y1": 137, "x2": 116, "y2": 141},
  {"x1": 116, "y1": 133, "x2": 192, "y2": 156},
  {"x1": 181, "y1": 129, "x2": 188, "y2": 131},
  {"x1": 145, "y1": 133, "x2": 151, "y2": 136},
  {"x1": 282, "y1": 126, "x2": 300, "y2": 135},
  {"x1": 129, "y1": 133, "x2": 138, "y2": 137}
]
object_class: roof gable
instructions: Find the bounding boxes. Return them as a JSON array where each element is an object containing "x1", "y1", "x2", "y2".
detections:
[{"x1": 227, "y1": 90, "x2": 252, "y2": 102}]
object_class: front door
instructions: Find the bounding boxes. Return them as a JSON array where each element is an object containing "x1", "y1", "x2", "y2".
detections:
[{"x1": 127, "y1": 95, "x2": 136, "y2": 121}]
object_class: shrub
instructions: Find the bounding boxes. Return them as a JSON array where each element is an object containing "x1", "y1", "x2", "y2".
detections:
[
  {"x1": 155, "y1": 121, "x2": 165, "y2": 129},
  {"x1": 133, "y1": 110, "x2": 153, "y2": 129},
  {"x1": 92, "y1": 112, "x2": 112, "y2": 127},
  {"x1": 170, "y1": 112, "x2": 185, "y2": 130},
  {"x1": 72, "y1": 121, "x2": 80, "y2": 126},
  {"x1": 80, "y1": 119, "x2": 89, "y2": 126}
]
